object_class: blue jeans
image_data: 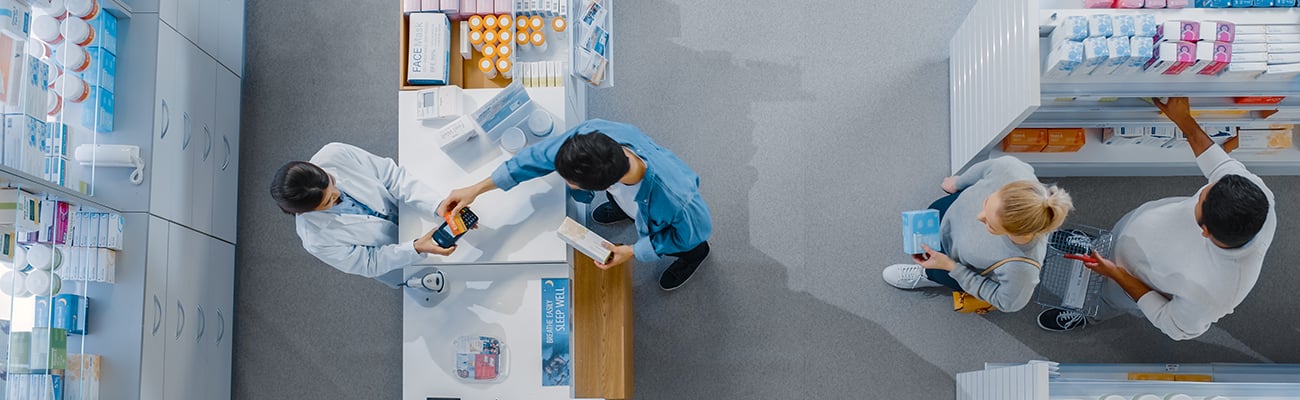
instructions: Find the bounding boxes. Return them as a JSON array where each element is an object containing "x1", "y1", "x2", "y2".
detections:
[{"x1": 923, "y1": 191, "x2": 966, "y2": 291}]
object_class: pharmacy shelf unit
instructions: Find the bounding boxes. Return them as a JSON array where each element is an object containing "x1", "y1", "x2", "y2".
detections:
[
  {"x1": 951, "y1": 0, "x2": 1300, "y2": 176},
  {"x1": 958, "y1": 362, "x2": 1300, "y2": 399}
]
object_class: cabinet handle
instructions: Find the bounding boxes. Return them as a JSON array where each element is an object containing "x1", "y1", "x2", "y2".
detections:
[
  {"x1": 221, "y1": 135, "x2": 231, "y2": 171},
  {"x1": 182, "y1": 112, "x2": 192, "y2": 151},
  {"x1": 175, "y1": 301, "x2": 186, "y2": 340},
  {"x1": 152, "y1": 295, "x2": 162, "y2": 336},
  {"x1": 203, "y1": 125, "x2": 212, "y2": 161},
  {"x1": 160, "y1": 100, "x2": 170, "y2": 139},
  {"x1": 196, "y1": 305, "x2": 206, "y2": 342},
  {"x1": 216, "y1": 309, "x2": 225, "y2": 344}
]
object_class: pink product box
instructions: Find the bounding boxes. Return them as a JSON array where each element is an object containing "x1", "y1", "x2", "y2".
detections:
[
  {"x1": 422, "y1": 0, "x2": 440, "y2": 11},
  {"x1": 1146, "y1": 0, "x2": 1167, "y2": 7},
  {"x1": 403, "y1": 0, "x2": 422, "y2": 13},
  {"x1": 1201, "y1": 21, "x2": 1235, "y2": 43},
  {"x1": 477, "y1": 0, "x2": 493, "y2": 13},
  {"x1": 1168, "y1": 0, "x2": 1189, "y2": 7},
  {"x1": 1158, "y1": 20, "x2": 1200, "y2": 43},
  {"x1": 460, "y1": 0, "x2": 477, "y2": 14},
  {"x1": 1084, "y1": 0, "x2": 1113, "y2": 7},
  {"x1": 1116, "y1": 0, "x2": 1145, "y2": 7},
  {"x1": 1194, "y1": 42, "x2": 1232, "y2": 76},
  {"x1": 441, "y1": 0, "x2": 460, "y2": 12},
  {"x1": 1146, "y1": 41, "x2": 1196, "y2": 75},
  {"x1": 494, "y1": 0, "x2": 511, "y2": 13}
]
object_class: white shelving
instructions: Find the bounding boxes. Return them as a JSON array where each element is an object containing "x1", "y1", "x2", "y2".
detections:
[{"x1": 950, "y1": 0, "x2": 1300, "y2": 176}]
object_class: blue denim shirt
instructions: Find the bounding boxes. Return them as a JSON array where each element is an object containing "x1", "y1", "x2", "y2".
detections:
[{"x1": 490, "y1": 119, "x2": 712, "y2": 261}]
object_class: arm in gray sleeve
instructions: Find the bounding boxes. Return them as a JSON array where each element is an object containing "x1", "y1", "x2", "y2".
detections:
[
  {"x1": 953, "y1": 156, "x2": 1035, "y2": 191},
  {"x1": 947, "y1": 261, "x2": 1040, "y2": 312}
]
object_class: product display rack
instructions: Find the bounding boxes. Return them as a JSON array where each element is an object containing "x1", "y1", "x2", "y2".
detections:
[
  {"x1": 951, "y1": 0, "x2": 1300, "y2": 176},
  {"x1": 958, "y1": 362, "x2": 1300, "y2": 399}
]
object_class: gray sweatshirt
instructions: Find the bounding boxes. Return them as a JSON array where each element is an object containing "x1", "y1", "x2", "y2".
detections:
[{"x1": 941, "y1": 156, "x2": 1046, "y2": 313}]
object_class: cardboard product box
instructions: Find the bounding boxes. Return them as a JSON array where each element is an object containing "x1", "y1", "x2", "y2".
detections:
[
  {"x1": 1002, "y1": 128, "x2": 1049, "y2": 152},
  {"x1": 407, "y1": 12, "x2": 451, "y2": 85},
  {"x1": 1157, "y1": 20, "x2": 1199, "y2": 42},
  {"x1": 0, "y1": 187, "x2": 40, "y2": 232},
  {"x1": 400, "y1": 11, "x2": 513, "y2": 90},
  {"x1": 53, "y1": 294, "x2": 86, "y2": 335},
  {"x1": 79, "y1": 85, "x2": 113, "y2": 133},
  {"x1": 1193, "y1": 42, "x2": 1231, "y2": 75},
  {"x1": 1043, "y1": 128, "x2": 1086, "y2": 152},
  {"x1": 1237, "y1": 126, "x2": 1294, "y2": 149},
  {"x1": 1201, "y1": 21, "x2": 1235, "y2": 43},
  {"x1": 1103, "y1": 126, "x2": 1151, "y2": 145},
  {"x1": 1146, "y1": 41, "x2": 1196, "y2": 75},
  {"x1": 30, "y1": 327, "x2": 67, "y2": 373},
  {"x1": 901, "y1": 209, "x2": 941, "y2": 254},
  {"x1": 0, "y1": 0, "x2": 30, "y2": 41},
  {"x1": 88, "y1": 11, "x2": 117, "y2": 55}
]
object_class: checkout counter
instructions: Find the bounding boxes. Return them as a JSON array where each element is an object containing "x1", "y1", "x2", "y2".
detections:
[{"x1": 397, "y1": 84, "x2": 632, "y2": 400}]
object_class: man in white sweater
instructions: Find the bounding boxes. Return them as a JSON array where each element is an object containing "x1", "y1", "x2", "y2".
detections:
[{"x1": 1038, "y1": 98, "x2": 1276, "y2": 340}]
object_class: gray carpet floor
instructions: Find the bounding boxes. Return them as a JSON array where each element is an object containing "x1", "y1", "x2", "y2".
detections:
[{"x1": 233, "y1": 0, "x2": 1300, "y2": 399}]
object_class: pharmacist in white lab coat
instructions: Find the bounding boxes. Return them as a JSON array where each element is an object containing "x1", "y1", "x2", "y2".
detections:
[
  {"x1": 270, "y1": 143, "x2": 455, "y2": 287},
  {"x1": 1036, "y1": 98, "x2": 1276, "y2": 340}
]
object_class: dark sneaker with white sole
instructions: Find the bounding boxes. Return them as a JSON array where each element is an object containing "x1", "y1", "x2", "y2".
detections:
[
  {"x1": 659, "y1": 243, "x2": 710, "y2": 291},
  {"x1": 591, "y1": 202, "x2": 632, "y2": 225},
  {"x1": 1038, "y1": 308, "x2": 1087, "y2": 332}
]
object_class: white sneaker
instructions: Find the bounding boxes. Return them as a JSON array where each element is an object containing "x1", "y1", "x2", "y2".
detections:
[{"x1": 882, "y1": 264, "x2": 944, "y2": 290}]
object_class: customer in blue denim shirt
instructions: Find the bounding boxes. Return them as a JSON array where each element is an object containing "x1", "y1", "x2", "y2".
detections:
[{"x1": 439, "y1": 119, "x2": 713, "y2": 290}]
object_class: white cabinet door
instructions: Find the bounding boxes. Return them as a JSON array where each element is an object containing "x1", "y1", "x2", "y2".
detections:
[
  {"x1": 212, "y1": 69, "x2": 240, "y2": 242},
  {"x1": 163, "y1": 223, "x2": 205, "y2": 400},
  {"x1": 150, "y1": 25, "x2": 191, "y2": 226},
  {"x1": 160, "y1": 0, "x2": 179, "y2": 32},
  {"x1": 188, "y1": 47, "x2": 216, "y2": 234},
  {"x1": 176, "y1": 0, "x2": 200, "y2": 44},
  {"x1": 140, "y1": 215, "x2": 170, "y2": 400},
  {"x1": 220, "y1": 0, "x2": 245, "y2": 76},
  {"x1": 204, "y1": 239, "x2": 236, "y2": 400}
]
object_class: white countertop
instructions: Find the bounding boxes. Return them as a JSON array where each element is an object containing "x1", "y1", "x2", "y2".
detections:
[
  {"x1": 397, "y1": 87, "x2": 570, "y2": 265},
  {"x1": 402, "y1": 262, "x2": 573, "y2": 400}
]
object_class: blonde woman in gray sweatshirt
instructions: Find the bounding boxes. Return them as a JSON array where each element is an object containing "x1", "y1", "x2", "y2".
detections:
[{"x1": 882, "y1": 156, "x2": 1073, "y2": 313}]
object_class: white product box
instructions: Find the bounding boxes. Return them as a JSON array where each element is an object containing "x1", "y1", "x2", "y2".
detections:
[
  {"x1": 0, "y1": 188, "x2": 39, "y2": 232},
  {"x1": 1193, "y1": 42, "x2": 1231, "y2": 75},
  {"x1": 458, "y1": 21, "x2": 471, "y2": 60},
  {"x1": 415, "y1": 86, "x2": 463, "y2": 124},
  {"x1": 1135, "y1": 14, "x2": 1158, "y2": 37},
  {"x1": 1045, "y1": 41, "x2": 1084, "y2": 78},
  {"x1": 1141, "y1": 126, "x2": 1178, "y2": 147},
  {"x1": 1236, "y1": 25, "x2": 1267, "y2": 35},
  {"x1": 1098, "y1": 36, "x2": 1131, "y2": 75},
  {"x1": 1050, "y1": 17, "x2": 1087, "y2": 47},
  {"x1": 1233, "y1": 52, "x2": 1268, "y2": 63},
  {"x1": 21, "y1": 55, "x2": 49, "y2": 120},
  {"x1": 1117, "y1": 37, "x2": 1155, "y2": 74},
  {"x1": 1201, "y1": 21, "x2": 1235, "y2": 43},
  {"x1": 1103, "y1": 127, "x2": 1150, "y2": 145},
  {"x1": 1082, "y1": 37, "x2": 1110, "y2": 74},
  {"x1": 1267, "y1": 43, "x2": 1300, "y2": 53},
  {"x1": 0, "y1": 0, "x2": 30, "y2": 40},
  {"x1": 1088, "y1": 14, "x2": 1113, "y2": 38},
  {"x1": 1267, "y1": 52, "x2": 1300, "y2": 64},
  {"x1": 433, "y1": 115, "x2": 483, "y2": 150},
  {"x1": 1158, "y1": 20, "x2": 1199, "y2": 42},
  {"x1": 1236, "y1": 34, "x2": 1267, "y2": 44},
  {"x1": 556, "y1": 217, "x2": 612, "y2": 264},
  {"x1": 1266, "y1": 33, "x2": 1300, "y2": 43},
  {"x1": 406, "y1": 12, "x2": 450, "y2": 85},
  {"x1": 1257, "y1": 62, "x2": 1300, "y2": 80},
  {"x1": 4, "y1": 113, "x2": 44, "y2": 175},
  {"x1": 1266, "y1": 25, "x2": 1300, "y2": 34},
  {"x1": 1146, "y1": 41, "x2": 1196, "y2": 75},
  {"x1": 1114, "y1": 15, "x2": 1136, "y2": 37},
  {"x1": 1225, "y1": 62, "x2": 1267, "y2": 78},
  {"x1": 1235, "y1": 42, "x2": 1268, "y2": 53}
]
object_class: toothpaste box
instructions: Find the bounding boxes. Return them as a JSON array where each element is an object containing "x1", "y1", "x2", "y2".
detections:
[
  {"x1": 1158, "y1": 20, "x2": 1200, "y2": 42},
  {"x1": 1135, "y1": 14, "x2": 1158, "y2": 37},
  {"x1": 406, "y1": 12, "x2": 450, "y2": 85},
  {"x1": 1237, "y1": 25, "x2": 1267, "y2": 35},
  {"x1": 1194, "y1": 42, "x2": 1232, "y2": 75},
  {"x1": 1081, "y1": 37, "x2": 1110, "y2": 74},
  {"x1": 1089, "y1": 14, "x2": 1114, "y2": 38},
  {"x1": 1202, "y1": 21, "x2": 1235, "y2": 42},
  {"x1": 1114, "y1": 15, "x2": 1136, "y2": 37},
  {"x1": 1266, "y1": 25, "x2": 1300, "y2": 34},
  {"x1": 1045, "y1": 41, "x2": 1085, "y2": 78},
  {"x1": 1147, "y1": 41, "x2": 1197, "y2": 74},
  {"x1": 1084, "y1": 0, "x2": 1114, "y2": 6},
  {"x1": 902, "y1": 209, "x2": 942, "y2": 255}
]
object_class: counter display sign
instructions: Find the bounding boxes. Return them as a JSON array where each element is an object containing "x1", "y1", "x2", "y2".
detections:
[{"x1": 541, "y1": 278, "x2": 571, "y2": 386}]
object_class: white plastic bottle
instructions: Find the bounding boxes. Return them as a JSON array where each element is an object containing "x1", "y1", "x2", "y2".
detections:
[
  {"x1": 32, "y1": 15, "x2": 63, "y2": 45},
  {"x1": 39, "y1": 0, "x2": 69, "y2": 20},
  {"x1": 62, "y1": 16, "x2": 94, "y2": 47},
  {"x1": 66, "y1": 0, "x2": 99, "y2": 20},
  {"x1": 527, "y1": 108, "x2": 553, "y2": 137},
  {"x1": 60, "y1": 44, "x2": 91, "y2": 73},
  {"x1": 56, "y1": 74, "x2": 90, "y2": 103},
  {"x1": 47, "y1": 92, "x2": 63, "y2": 116}
]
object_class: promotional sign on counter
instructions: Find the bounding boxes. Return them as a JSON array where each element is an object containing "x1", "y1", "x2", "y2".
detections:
[{"x1": 541, "y1": 278, "x2": 570, "y2": 386}]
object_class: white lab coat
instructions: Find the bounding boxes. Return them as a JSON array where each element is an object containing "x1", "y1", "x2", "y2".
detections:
[{"x1": 294, "y1": 143, "x2": 442, "y2": 283}]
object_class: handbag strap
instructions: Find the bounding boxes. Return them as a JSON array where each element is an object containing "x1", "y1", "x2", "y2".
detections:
[{"x1": 979, "y1": 256, "x2": 1042, "y2": 276}]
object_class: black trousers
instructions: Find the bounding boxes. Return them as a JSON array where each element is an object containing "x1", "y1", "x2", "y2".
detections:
[{"x1": 923, "y1": 191, "x2": 966, "y2": 291}]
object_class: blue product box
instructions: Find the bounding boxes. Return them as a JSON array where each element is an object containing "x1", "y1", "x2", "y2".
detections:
[
  {"x1": 43, "y1": 155, "x2": 66, "y2": 185},
  {"x1": 1254, "y1": 0, "x2": 1276, "y2": 5},
  {"x1": 1058, "y1": 16, "x2": 1089, "y2": 41},
  {"x1": 88, "y1": 12, "x2": 117, "y2": 55},
  {"x1": 1280, "y1": 0, "x2": 1296, "y2": 6},
  {"x1": 1234, "y1": 0, "x2": 1255, "y2": 6},
  {"x1": 79, "y1": 86, "x2": 112, "y2": 132},
  {"x1": 1135, "y1": 14, "x2": 1158, "y2": 37},
  {"x1": 1088, "y1": 14, "x2": 1114, "y2": 38},
  {"x1": 40, "y1": 123, "x2": 67, "y2": 156},
  {"x1": 1114, "y1": 15, "x2": 1136, "y2": 37},
  {"x1": 22, "y1": 55, "x2": 49, "y2": 120},
  {"x1": 79, "y1": 47, "x2": 114, "y2": 93},
  {"x1": 53, "y1": 293, "x2": 85, "y2": 335},
  {"x1": 902, "y1": 209, "x2": 942, "y2": 254},
  {"x1": 34, "y1": 295, "x2": 52, "y2": 328}
]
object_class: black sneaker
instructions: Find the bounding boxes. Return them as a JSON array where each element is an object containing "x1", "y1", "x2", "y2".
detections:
[
  {"x1": 591, "y1": 202, "x2": 632, "y2": 225},
  {"x1": 659, "y1": 257, "x2": 706, "y2": 291},
  {"x1": 1037, "y1": 308, "x2": 1087, "y2": 332}
]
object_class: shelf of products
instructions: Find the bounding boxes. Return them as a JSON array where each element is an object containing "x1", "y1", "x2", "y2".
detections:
[
  {"x1": 959, "y1": 362, "x2": 1300, "y2": 399},
  {"x1": 399, "y1": 2, "x2": 572, "y2": 91},
  {"x1": 950, "y1": 0, "x2": 1300, "y2": 176}
]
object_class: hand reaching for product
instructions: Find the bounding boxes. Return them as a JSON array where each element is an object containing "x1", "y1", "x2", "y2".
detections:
[
  {"x1": 912, "y1": 244, "x2": 956, "y2": 272},
  {"x1": 1152, "y1": 97, "x2": 1192, "y2": 122}
]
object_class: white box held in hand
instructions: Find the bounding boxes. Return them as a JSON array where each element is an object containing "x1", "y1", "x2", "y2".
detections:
[
  {"x1": 406, "y1": 13, "x2": 450, "y2": 85},
  {"x1": 556, "y1": 217, "x2": 613, "y2": 264}
]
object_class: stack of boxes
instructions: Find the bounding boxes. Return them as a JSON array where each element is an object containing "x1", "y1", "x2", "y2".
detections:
[
  {"x1": 1147, "y1": 20, "x2": 1235, "y2": 76},
  {"x1": 1046, "y1": 15, "x2": 1158, "y2": 77},
  {"x1": 1102, "y1": 125, "x2": 1236, "y2": 148},
  {"x1": 63, "y1": 209, "x2": 122, "y2": 283},
  {"x1": 1002, "y1": 128, "x2": 1088, "y2": 152},
  {"x1": 6, "y1": 326, "x2": 69, "y2": 400}
]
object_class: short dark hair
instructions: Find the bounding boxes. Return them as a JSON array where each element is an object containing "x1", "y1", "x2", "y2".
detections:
[
  {"x1": 270, "y1": 161, "x2": 331, "y2": 214},
  {"x1": 554, "y1": 131, "x2": 629, "y2": 191},
  {"x1": 1201, "y1": 174, "x2": 1270, "y2": 248}
]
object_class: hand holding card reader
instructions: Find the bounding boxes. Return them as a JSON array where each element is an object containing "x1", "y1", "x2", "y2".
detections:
[{"x1": 433, "y1": 207, "x2": 478, "y2": 248}]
